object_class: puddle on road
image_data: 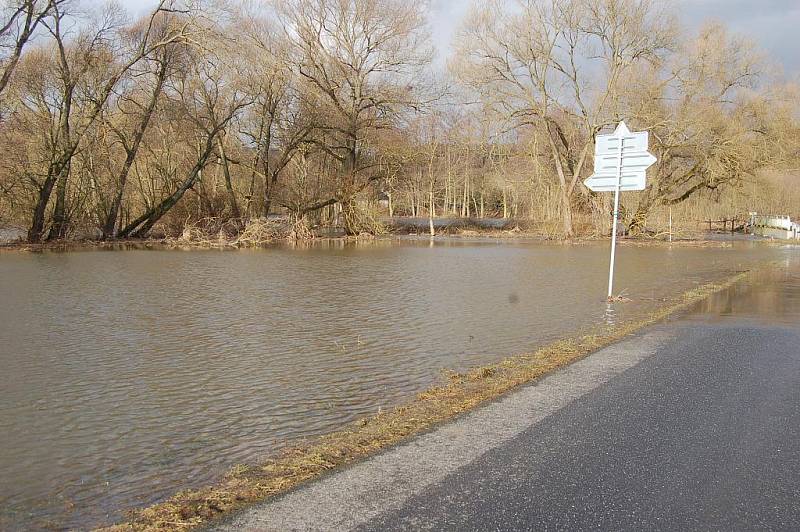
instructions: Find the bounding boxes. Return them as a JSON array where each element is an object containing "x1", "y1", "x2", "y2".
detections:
[{"x1": 687, "y1": 253, "x2": 800, "y2": 326}]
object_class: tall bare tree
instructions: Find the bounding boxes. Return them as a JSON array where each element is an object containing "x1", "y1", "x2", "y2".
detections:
[
  {"x1": 0, "y1": 0, "x2": 65, "y2": 102},
  {"x1": 99, "y1": 15, "x2": 185, "y2": 238},
  {"x1": 0, "y1": 0, "x2": 797, "y2": 243},
  {"x1": 116, "y1": 34, "x2": 250, "y2": 238},
  {"x1": 237, "y1": 7, "x2": 314, "y2": 218},
  {"x1": 624, "y1": 23, "x2": 790, "y2": 231},
  {"x1": 453, "y1": 0, "x2": 674, "y2": 236},
  {"x1": 23, "y1": 0, "x2": 192, "y2": 241},
  {"x1": 281, "y1": 0, "x2": 433, "y2": 232}
]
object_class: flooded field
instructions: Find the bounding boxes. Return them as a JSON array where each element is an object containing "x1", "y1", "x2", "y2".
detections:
[{"x1": 0, "y1": 238, "x2": 795, "y2": 530}]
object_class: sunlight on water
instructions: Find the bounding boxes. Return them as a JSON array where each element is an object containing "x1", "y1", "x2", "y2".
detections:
[{"x1": 688, "y1": 249, "x2": 800, "y2": 325}]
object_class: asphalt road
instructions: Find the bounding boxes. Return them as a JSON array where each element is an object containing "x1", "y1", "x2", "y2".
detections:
[{"x1": 215, "y1": 319, "x2": 800, "y2": 531}]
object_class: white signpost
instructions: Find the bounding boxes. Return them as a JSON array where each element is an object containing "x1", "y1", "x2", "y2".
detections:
[{"x1": 584, "y1": 122, "x2": 657, "y2": 300}]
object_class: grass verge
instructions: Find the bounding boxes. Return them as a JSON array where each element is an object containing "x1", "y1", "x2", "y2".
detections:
[{"x1": 102, "y1": 267, "x2": 759, "y2": 531}]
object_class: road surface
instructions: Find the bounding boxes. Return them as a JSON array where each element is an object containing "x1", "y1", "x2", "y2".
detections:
[{"x1": 213, "y1": 314, "x2": 800, "y2": 531}]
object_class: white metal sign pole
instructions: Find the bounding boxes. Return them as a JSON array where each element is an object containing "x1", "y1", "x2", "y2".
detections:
[
  {"x1": 607, "y1": 136, "x2": 623, "y2": 300},
  {"x1": 584, "y1": 121, "x2": 656, "y2": 302}
]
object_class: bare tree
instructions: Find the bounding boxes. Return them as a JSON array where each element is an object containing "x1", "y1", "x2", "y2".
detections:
[
  {"x1": 116, "y1": 37, "x2": 250, "y2": 238},
  {"x1": 281, "y1": 0, "x2": 433, "y2": 232},
  {"x1": 0, "y1": 0, "x2": 65, "y2": 101},
  {"x1": 624, "y1": 23, "x2": 788, "y2": 232},
  {"x1": 452, "y1": 0, "x2": 674, "y2": 236},
  {"x1": 237, "y1": 7, "x2": 314, "y2": 219},
  {"x1": 23, "y1": 0, "x2": 192, "y2": 241},
  {"x1": 99, "y1": 14, "x2": 185, "y2": 238}
]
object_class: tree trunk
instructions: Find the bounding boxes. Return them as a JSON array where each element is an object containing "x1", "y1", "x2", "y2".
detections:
[
  {"x1": 48, "y1": 167, "x2": 70, "y2": 240},
  {"x1": 545, "y1": 121, "x2": 574, "y2": 238},
  {"x1": 218, "y1": 136, "x2": 240, "y2": 219},
  {"x1": 560, "y1": 189, "x2": 573, "y2": 238},
  {"x1": 462, "y1": 178, "x2": 469, "y2": 217},
  {"x1": 30, "y1": 151, "x2": 72, "y2": 241},
  {"x1": 628, "y1": 186, "x2": 655, "y2": 235},
  {"x1": 260, "y1": 113, "x2": 277, "y2": 218},
  {"x1": 28, "y1": 172, "x2": 59, "y2": 242},
  {"x1": 118, "y1": 133, "x2": 218, "y2": 238},
  {"x1": 120, "y1": 165, "x2": 205, "y2": 238},
  {"x1": 263, "y1": 166, "x2": 283, "y2": 219},
  {"x1": 103, "y1": 60, "x2": 167, "y2": 238},
  {"x1": 262, "y1": 170, "x2": 272, "y2": 218},
  {"x1": 103, "y1": 158, "x2": 133, "y2": 239}
]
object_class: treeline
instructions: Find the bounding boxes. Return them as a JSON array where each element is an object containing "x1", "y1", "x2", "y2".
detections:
[{"x1": 0, "y1": 0, "x2": 797, "y2": 242}]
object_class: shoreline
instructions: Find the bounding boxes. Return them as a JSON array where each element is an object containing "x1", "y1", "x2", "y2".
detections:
[
  {"x1": 0, "y1": 229, "x2": 749, "y2": 253},
  {"x1": 99, "y1": 264, "x2": 771, "y2": 532}
]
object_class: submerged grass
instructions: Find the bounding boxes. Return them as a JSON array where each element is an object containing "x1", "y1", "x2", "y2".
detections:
[{"x1": 102, "y1": 267, "x2": 760, "y2": 532}]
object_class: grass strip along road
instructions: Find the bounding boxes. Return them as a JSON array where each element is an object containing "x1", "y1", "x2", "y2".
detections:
[{"x1": 110, "y1": 267, "x2": 782, "y2": 531}]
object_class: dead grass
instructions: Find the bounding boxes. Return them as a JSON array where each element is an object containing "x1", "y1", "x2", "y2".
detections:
[
  {"x1": 618, "y1": 238, "x2": 733, "y2": 248},
  {"x1": 98, "y1": 265, "x2": 767, "y2": 532},
  {"x1": 167, "y1": 218, "x2": 290, "y2": 248}
]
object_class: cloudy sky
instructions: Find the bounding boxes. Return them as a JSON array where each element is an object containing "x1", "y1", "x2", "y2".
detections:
[{"x1": 121, "y1": 0, "x2": 800, "y2": 74}]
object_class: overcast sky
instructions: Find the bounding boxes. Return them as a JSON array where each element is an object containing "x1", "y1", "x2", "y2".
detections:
[{"x1": 120, "y1": 0, "x2": 800, "y2": 75}]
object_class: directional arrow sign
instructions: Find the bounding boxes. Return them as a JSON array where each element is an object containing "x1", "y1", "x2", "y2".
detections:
[
  {"x1": 584, "y1": 122, "x2": 657, "y2": 192},
  {"x1": 582, "y1": 121, "x2": 658, "y2": 301}
]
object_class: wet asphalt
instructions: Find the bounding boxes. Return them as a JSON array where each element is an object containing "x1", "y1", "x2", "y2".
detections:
[
  {"x1": 360, "y1": 322, "x2": 800, "y2": 531},
  {"x1": 214, "y1": 319, "x2": 800, "y2": 531}
]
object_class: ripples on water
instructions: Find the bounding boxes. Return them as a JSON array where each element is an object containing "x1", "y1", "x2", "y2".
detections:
[{"x1": 0, "y1": 239, "x2": 794, "y2": 530}]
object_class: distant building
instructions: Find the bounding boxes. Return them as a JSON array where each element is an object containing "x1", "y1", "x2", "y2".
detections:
[{"x1": 749, "y1": 213, "x2": 800, "y2": 240}]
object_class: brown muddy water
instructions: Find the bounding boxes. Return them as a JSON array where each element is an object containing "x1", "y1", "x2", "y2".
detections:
[{"x1": 0, "y1": 238, "x2": 796, "y2": 530}]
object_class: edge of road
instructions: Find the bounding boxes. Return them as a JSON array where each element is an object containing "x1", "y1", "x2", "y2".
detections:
[
  {"x1": 103, "y1": 264, "x2": 773, "y2": 532},
  {"x1": 210, "y1": 326, "x2": 677, "y2": 531}
]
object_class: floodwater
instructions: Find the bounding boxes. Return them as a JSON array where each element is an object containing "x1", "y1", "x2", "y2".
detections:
[
  {"x1": 689, "y1": 252, "x2": 800, "y2": 325},
  {"x1": 0, "y1": 238, "x2": 795, "y2": 530}
]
